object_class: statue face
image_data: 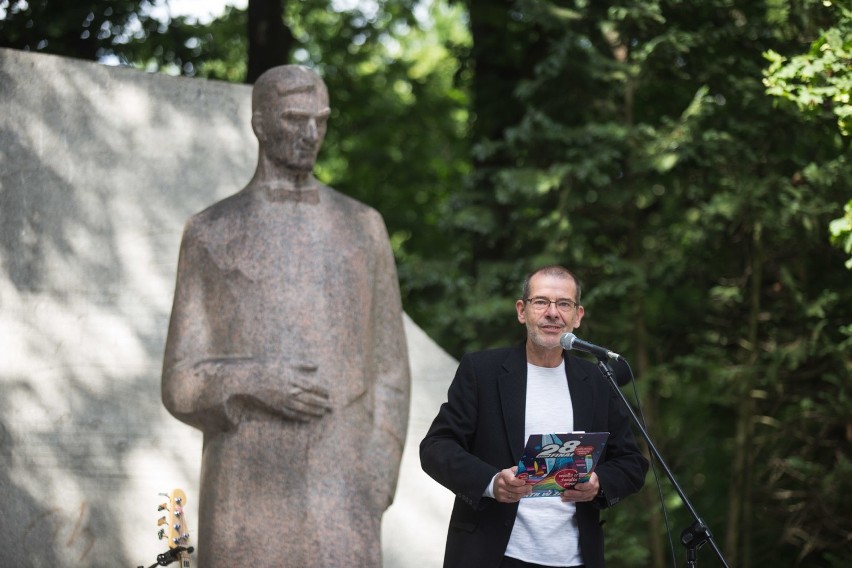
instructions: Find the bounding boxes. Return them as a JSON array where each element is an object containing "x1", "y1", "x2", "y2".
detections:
[{"x1": 262, "y1": 84, "x2": 330, "y2": 173}]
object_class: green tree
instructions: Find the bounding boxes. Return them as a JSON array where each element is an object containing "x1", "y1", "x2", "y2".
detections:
[
  {"x1": 763, "y1": 2, "x2": 852, "y2": 136},
  {"x1": 440, "y1": 1, "x2": 852, "y2": 566},
  {"x1": 0, "y1": 0, "x2": 211, "y2": 74},
  {"x1": 289, "y1": 0, "x2": 473, "y2": 330},
  {"x1": 763, "y1": 1, "x2": 852, "y2": 271}
]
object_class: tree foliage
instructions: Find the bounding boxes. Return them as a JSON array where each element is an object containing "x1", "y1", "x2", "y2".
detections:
[
  {"x1": 763, "y1": 1, "x2": 852, "y2": 271},
  {"x1": 0, "y1": 0, "x2": 210, "y2": 74},
  {"x1": 763, "y1": 2, "x2": 852, "y2": 136}
]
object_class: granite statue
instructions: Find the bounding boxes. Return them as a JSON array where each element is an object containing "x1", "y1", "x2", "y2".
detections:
[{"x1": 161, "y1": 65, "x2": 411, "y2": 567}]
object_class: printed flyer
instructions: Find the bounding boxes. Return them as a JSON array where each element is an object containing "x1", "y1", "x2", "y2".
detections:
[{"x1": 516, "y1": 432, "x2": 610, "y2": 497}]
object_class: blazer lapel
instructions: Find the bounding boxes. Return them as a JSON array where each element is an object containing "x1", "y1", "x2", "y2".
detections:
[
  {"x1": 566, "y1": 355, "x2": 596, "y2": 431},
  {"x1": 498, "y1": 344, "x2": 528, "y2": 461}
]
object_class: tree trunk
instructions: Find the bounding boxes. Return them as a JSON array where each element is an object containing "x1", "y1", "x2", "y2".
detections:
[
  {"x1": 463, "y1": 0, "x2": 548, "y2": 264},
  {"x1": 724, "y1": 222, "x2": 762, "y2": 567},
  {"x1": 247, "y1": 0, "x2": 293, "y2": 83}
]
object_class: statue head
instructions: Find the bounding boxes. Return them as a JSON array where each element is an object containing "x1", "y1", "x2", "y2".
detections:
[{"x1": 251, "y1": 65, "x2": 330, "y2": 174}]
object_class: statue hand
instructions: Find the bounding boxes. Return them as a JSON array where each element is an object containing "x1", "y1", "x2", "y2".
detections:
[
  {"x1": 220, "y1": 358, "x2": 331, "y2": 423},
  {"x1": 275, "y1": 377, "x2": 332, "y2": 421}
]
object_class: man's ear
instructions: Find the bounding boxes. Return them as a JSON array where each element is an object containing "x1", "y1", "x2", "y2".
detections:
[
  {"x1": 573, "y1": 306, "x2": 585, "y2": 329},
  {"x1": 516, "y1": 300, "x2": 527, "y2": 324},
  {"x1": 251, "y1": 112, "x2": 266, "y2": 142}
]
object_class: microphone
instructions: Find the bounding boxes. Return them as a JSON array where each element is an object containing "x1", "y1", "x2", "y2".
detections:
[{"x1": 560, "y1": 332, "x2": 621, "y2": 361}]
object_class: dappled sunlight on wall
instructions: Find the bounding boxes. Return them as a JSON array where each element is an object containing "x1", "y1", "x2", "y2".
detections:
[{"x1": 0, "y1": 47, "x2": 253, "y2": 566}]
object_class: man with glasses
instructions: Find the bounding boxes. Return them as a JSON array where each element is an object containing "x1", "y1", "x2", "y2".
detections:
[{"x1": 421, "y1": 265, "x2": 648, "y2": 568}]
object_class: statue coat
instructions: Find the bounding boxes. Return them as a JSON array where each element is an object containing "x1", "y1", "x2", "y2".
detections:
[{"x1": 162, "y1": 184, "x2": 411, "y2": 567}]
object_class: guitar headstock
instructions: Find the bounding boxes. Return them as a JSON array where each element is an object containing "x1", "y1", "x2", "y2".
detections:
[{"x1": 157, "y1": 488, "x2": 191, "y2": 550}]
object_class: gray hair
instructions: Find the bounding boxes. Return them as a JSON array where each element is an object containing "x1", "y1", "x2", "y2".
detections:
[{"x1": 521, "y1": 265, "x2": 582, "y2": 303}]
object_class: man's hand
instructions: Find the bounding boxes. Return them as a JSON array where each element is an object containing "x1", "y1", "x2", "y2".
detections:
[
  {"x1": 493, "y1": 466, "x2": 533, "y2": 503},
  {"x1": 561, "y1": 471, "x2": 600, "y2": 502}
]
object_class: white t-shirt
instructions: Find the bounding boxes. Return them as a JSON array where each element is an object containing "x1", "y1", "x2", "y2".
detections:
[{"x1": 504, "y1": 360, "x2": 583, "y2": 567}]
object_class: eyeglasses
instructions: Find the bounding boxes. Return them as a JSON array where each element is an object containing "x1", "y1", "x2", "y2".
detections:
[{"x1": 524, "y1": 297, "x2": 578, "y2": 312}]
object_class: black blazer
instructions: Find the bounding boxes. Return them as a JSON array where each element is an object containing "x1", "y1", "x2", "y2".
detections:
[{"x1": 420, "y1": 343, "x2": 648, "y2": 568}]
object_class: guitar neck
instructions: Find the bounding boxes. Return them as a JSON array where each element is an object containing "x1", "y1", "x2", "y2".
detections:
[{"x1": 158, "y1": 488, "x2": 193, "y2": 568}]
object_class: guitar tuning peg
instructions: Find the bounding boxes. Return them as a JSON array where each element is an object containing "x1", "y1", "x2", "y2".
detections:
[
  {"x1": 175, "y1": 496, "x2": 183, "y2": 505},
  {"x1": 157, "y1": 516, "x2": 167, "y2": 526},
  {"x1": 157, "y1": 529, "x2": 166, "y2": 540},
  {"x1": 157, "y1": 502, "x2": 168, "y2": 511},
  {"x1": 158, "y1": 492, "x2": 169, "y2": 497}
]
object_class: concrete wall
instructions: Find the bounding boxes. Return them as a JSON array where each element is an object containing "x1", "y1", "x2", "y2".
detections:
[{"x1": 0, "y1": 47, "x2": 454, "y2": 567}]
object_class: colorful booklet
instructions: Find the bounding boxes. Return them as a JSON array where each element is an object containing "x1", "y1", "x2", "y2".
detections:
[{"x1": 516, "y1": 432, "x2": 610, "y2": 498}]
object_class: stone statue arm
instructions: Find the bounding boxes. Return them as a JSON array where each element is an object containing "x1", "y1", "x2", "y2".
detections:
[
  {"x1": 161, "y1": 227, "x2": 331, "y2": 433},
  {"x1": 366, "y1": 212, "x2": 411, "y2": 512}
]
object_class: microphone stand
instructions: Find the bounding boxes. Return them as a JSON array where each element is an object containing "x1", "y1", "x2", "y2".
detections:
[{"x1": 596, "y1": 359, "x2": 730, "y2": 568}]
